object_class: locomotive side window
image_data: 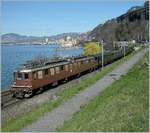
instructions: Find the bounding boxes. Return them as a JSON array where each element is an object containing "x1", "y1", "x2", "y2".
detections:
[
  {"x1": 44, "y1": 69, "x2": 49, "y2": 75},
  {"x1": 55, "y1": 67, "x2": 60, "y2": 74},
  {"x1": 95, "y1": 57, "x2": 98, "y2": 61},
  {"x1": 74, "y1": 62, "x2": 77, "y2": 67},
  {"x1": 70, "y1": 64, "x2": 73, "y2": 72},
  {"x1": 24, "y1": 73, "x2": 29, "y2": 79},
  {"x1": 50, "y1": 68, "x2": 55, "y2": 75},
  {"x1": 78, "y1": 62, "x2": 81, "y2": 66},
  {"x1": 65, "y1": 65, "x2": 68, "y2": 71},
  {"x1": 37, "y1": 71, "x2": 43, "y2": 79},
  {"x1": 33, "y1": 72, "x2": 36, "y2": 79},
  {"x1": 90, "y1": 59, "x2": 94, "y2": 63},
  {"x1": 60, "y1": 65, "x2": 64, "y2": 71},
  {"x1": 85, "y1": 60, "x2": 89, "y2": 64},
  {"x1": 70, "y1": 64, "x2": 73, "y2": 69},
  {"x1": 74, "y1": 63, "x2": 78, "y2": 69}
]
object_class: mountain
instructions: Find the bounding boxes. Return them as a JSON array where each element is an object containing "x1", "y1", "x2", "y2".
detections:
[
  {"x1": 48, "y1": 32, "x2": 81, "y2": 40},
  {"x1": 2, "y1": 33, "x2": 27, "y2": 43},
  {"x1": 88, "y1": 1, "x2": 149, "y2": 48},
  {"x1": 1, "y1": 33, "x2": 44, "y2": 44},
  {"x1": 1, "y1": 32, "x2": 82, "y2": 44}
]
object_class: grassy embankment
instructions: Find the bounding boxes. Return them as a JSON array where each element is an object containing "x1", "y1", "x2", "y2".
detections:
[
  {"x1": 57, "y1": 53, "x2": 149, "y2": 132},
  {"x1": 2, "y1": 49, "x2": 141, "y2": 132}
]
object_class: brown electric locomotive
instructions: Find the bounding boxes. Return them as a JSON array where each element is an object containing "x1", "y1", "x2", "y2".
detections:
[{"x1": 11, "y1": 55, "x2": 100, "y2": 98}]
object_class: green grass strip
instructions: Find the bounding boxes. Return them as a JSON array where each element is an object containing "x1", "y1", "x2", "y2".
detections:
[
  {"x1": 57, "y1": 53, "x2": 149, "y2": 132},
  {"x1": 2, "y1": 50, "x2": 140, "y2": 132}
]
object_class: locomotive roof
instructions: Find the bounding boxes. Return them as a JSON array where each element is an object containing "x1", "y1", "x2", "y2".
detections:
[
  {"x1": 19, "y1": 61, "x2": 69, "y2": 72},
  {"x1": 18, "y1": 56, "x2": 95, "y2": 73},
  {"x1": 75, "y1": 56, "x2": 94, "y2": 61}
]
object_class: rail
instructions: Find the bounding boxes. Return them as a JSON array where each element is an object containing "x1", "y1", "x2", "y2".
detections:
[
  {"x1": 1, "y1": 90, "x2": 20, "y2": 108},
  {"x1": 1, "y1": 90, "x2": 11, "y2": 96}
]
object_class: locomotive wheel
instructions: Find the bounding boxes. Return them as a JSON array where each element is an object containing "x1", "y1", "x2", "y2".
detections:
[
  {"x1": 36, "y1": 87, "x2": 43, "y2": 94},
  {"x1": 16, "y1": 92, "x2": 24, "y2": 99},
  {"x1": 63, "y1": 78, "x2": 68, "y2": 83},
  {"x1": 90, "y1": 68, "x2": 93, "y2": 72},
  {"x1": 12, "y1": 93, "x2": 15, "y2": 98},
  {"x1": 52, "y1": 81, "x2": 58, "y2": 86},
  {"x1": 77, "y1": 73, "x2": 81, "y2": 77},
  {"x1": 24, "y1": 90, "x2": 33, "y2": 98}
]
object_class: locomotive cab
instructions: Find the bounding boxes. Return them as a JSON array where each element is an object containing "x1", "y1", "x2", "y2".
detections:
[{"x1": 11, "y1": 70, "x2": 32, "y2": 98}]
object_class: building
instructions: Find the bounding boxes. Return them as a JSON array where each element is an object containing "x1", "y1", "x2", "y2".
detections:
[{"x1": 57, "y1": 36, "x2": 79, "y2": 47}]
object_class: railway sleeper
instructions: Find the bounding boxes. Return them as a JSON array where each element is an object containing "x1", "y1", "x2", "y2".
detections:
[
  {"x1": 36, "y1": 87, "x2": 44, "y2": 94},
  {"x1": 62, "y1": 77, "x2": 68, "y2": 83}
]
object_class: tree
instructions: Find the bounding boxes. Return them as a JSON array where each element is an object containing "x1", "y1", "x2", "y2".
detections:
[{"x1": 84, "y1": 42, "x2": 101, "y2": 56}]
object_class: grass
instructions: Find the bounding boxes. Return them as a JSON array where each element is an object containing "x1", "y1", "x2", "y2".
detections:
[
  {"x1": 1, "y1": 50, "x2": 140, "y2": 132},
  {"x1": 57, "y1": 53, "x2": 149, "y2": 132}
]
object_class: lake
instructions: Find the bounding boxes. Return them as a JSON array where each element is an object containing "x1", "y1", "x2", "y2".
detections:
[{"x1": 1, "y1": 44, "x2": 83, "y2": 91}]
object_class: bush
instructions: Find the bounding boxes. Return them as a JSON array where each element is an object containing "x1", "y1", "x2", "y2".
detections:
[{"x1": 84, "y1": 42, "x2": 101, "y2": 55}]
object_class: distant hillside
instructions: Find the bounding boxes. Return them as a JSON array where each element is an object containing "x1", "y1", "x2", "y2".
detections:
[
  {"x1": 48, "y1": 32, "x2": 81, "y2": 40},
  {"x1": 89, "y1": 1, "x2": 149, "y2": 48},
  {"x1": 1, "y1": 33, "x2": 44, "y2": 44},
  {"x1": 1, "y1": 32, "x2": 82, "y2": 44}
]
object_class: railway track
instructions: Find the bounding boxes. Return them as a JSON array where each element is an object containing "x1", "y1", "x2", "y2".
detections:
[
  {"x1": 1, "y1": 69, "x2": 99, "y2": 109},
  {"x1": 1, "y1": 90, "x2": 21, "y2": 108}
]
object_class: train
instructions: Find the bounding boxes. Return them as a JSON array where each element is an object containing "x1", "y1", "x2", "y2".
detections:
[{"x1": 11, "y1": 48, "x2": 133, "y2": 98}]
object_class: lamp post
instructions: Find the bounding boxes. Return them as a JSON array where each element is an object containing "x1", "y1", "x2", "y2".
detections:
[
  {"x1": 101, "y1": 40, "x2": 104, "y2": 70},
  {"x1": 123, "y1": 45, "x2": 126, "y2": 57},
  {"x1": 122, "y1": 42, "x2": 128, "y2": 58}
]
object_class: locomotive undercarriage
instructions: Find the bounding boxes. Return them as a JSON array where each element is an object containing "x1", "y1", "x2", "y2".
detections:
[{"x1": 12, "y1": 87, "x2": 33, "y2": 99}]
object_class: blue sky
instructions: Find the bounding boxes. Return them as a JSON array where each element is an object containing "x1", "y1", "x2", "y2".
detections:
[{"x1": 2, "y1": 0, "x2": 144, "y2": 36}]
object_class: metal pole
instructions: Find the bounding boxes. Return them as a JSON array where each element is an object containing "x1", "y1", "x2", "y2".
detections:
[
  {"x1": 123, "y1": 45, "x2": 126, "y2": 57},
  {"x1": 55, "y1": 47, "x2": 59, "y2": 58},
  {"x1": 101, "y1": 40, "x2": 104, "y2": 70}
]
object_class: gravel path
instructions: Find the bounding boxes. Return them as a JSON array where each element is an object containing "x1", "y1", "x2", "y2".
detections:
[{"x1": 21, "y1": 49, "x2": 147, "y2": 132}]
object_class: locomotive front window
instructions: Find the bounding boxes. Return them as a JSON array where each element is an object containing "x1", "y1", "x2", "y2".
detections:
[
  {"x1": 24, "y1": 73, "x2": 29, "y2": 79},
  {"x1": 14, "y1": 72, "x2": 17, "y2": 80},
  {"x1": 17, "y1": 72, "x2": 23, "y2": 80}
]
